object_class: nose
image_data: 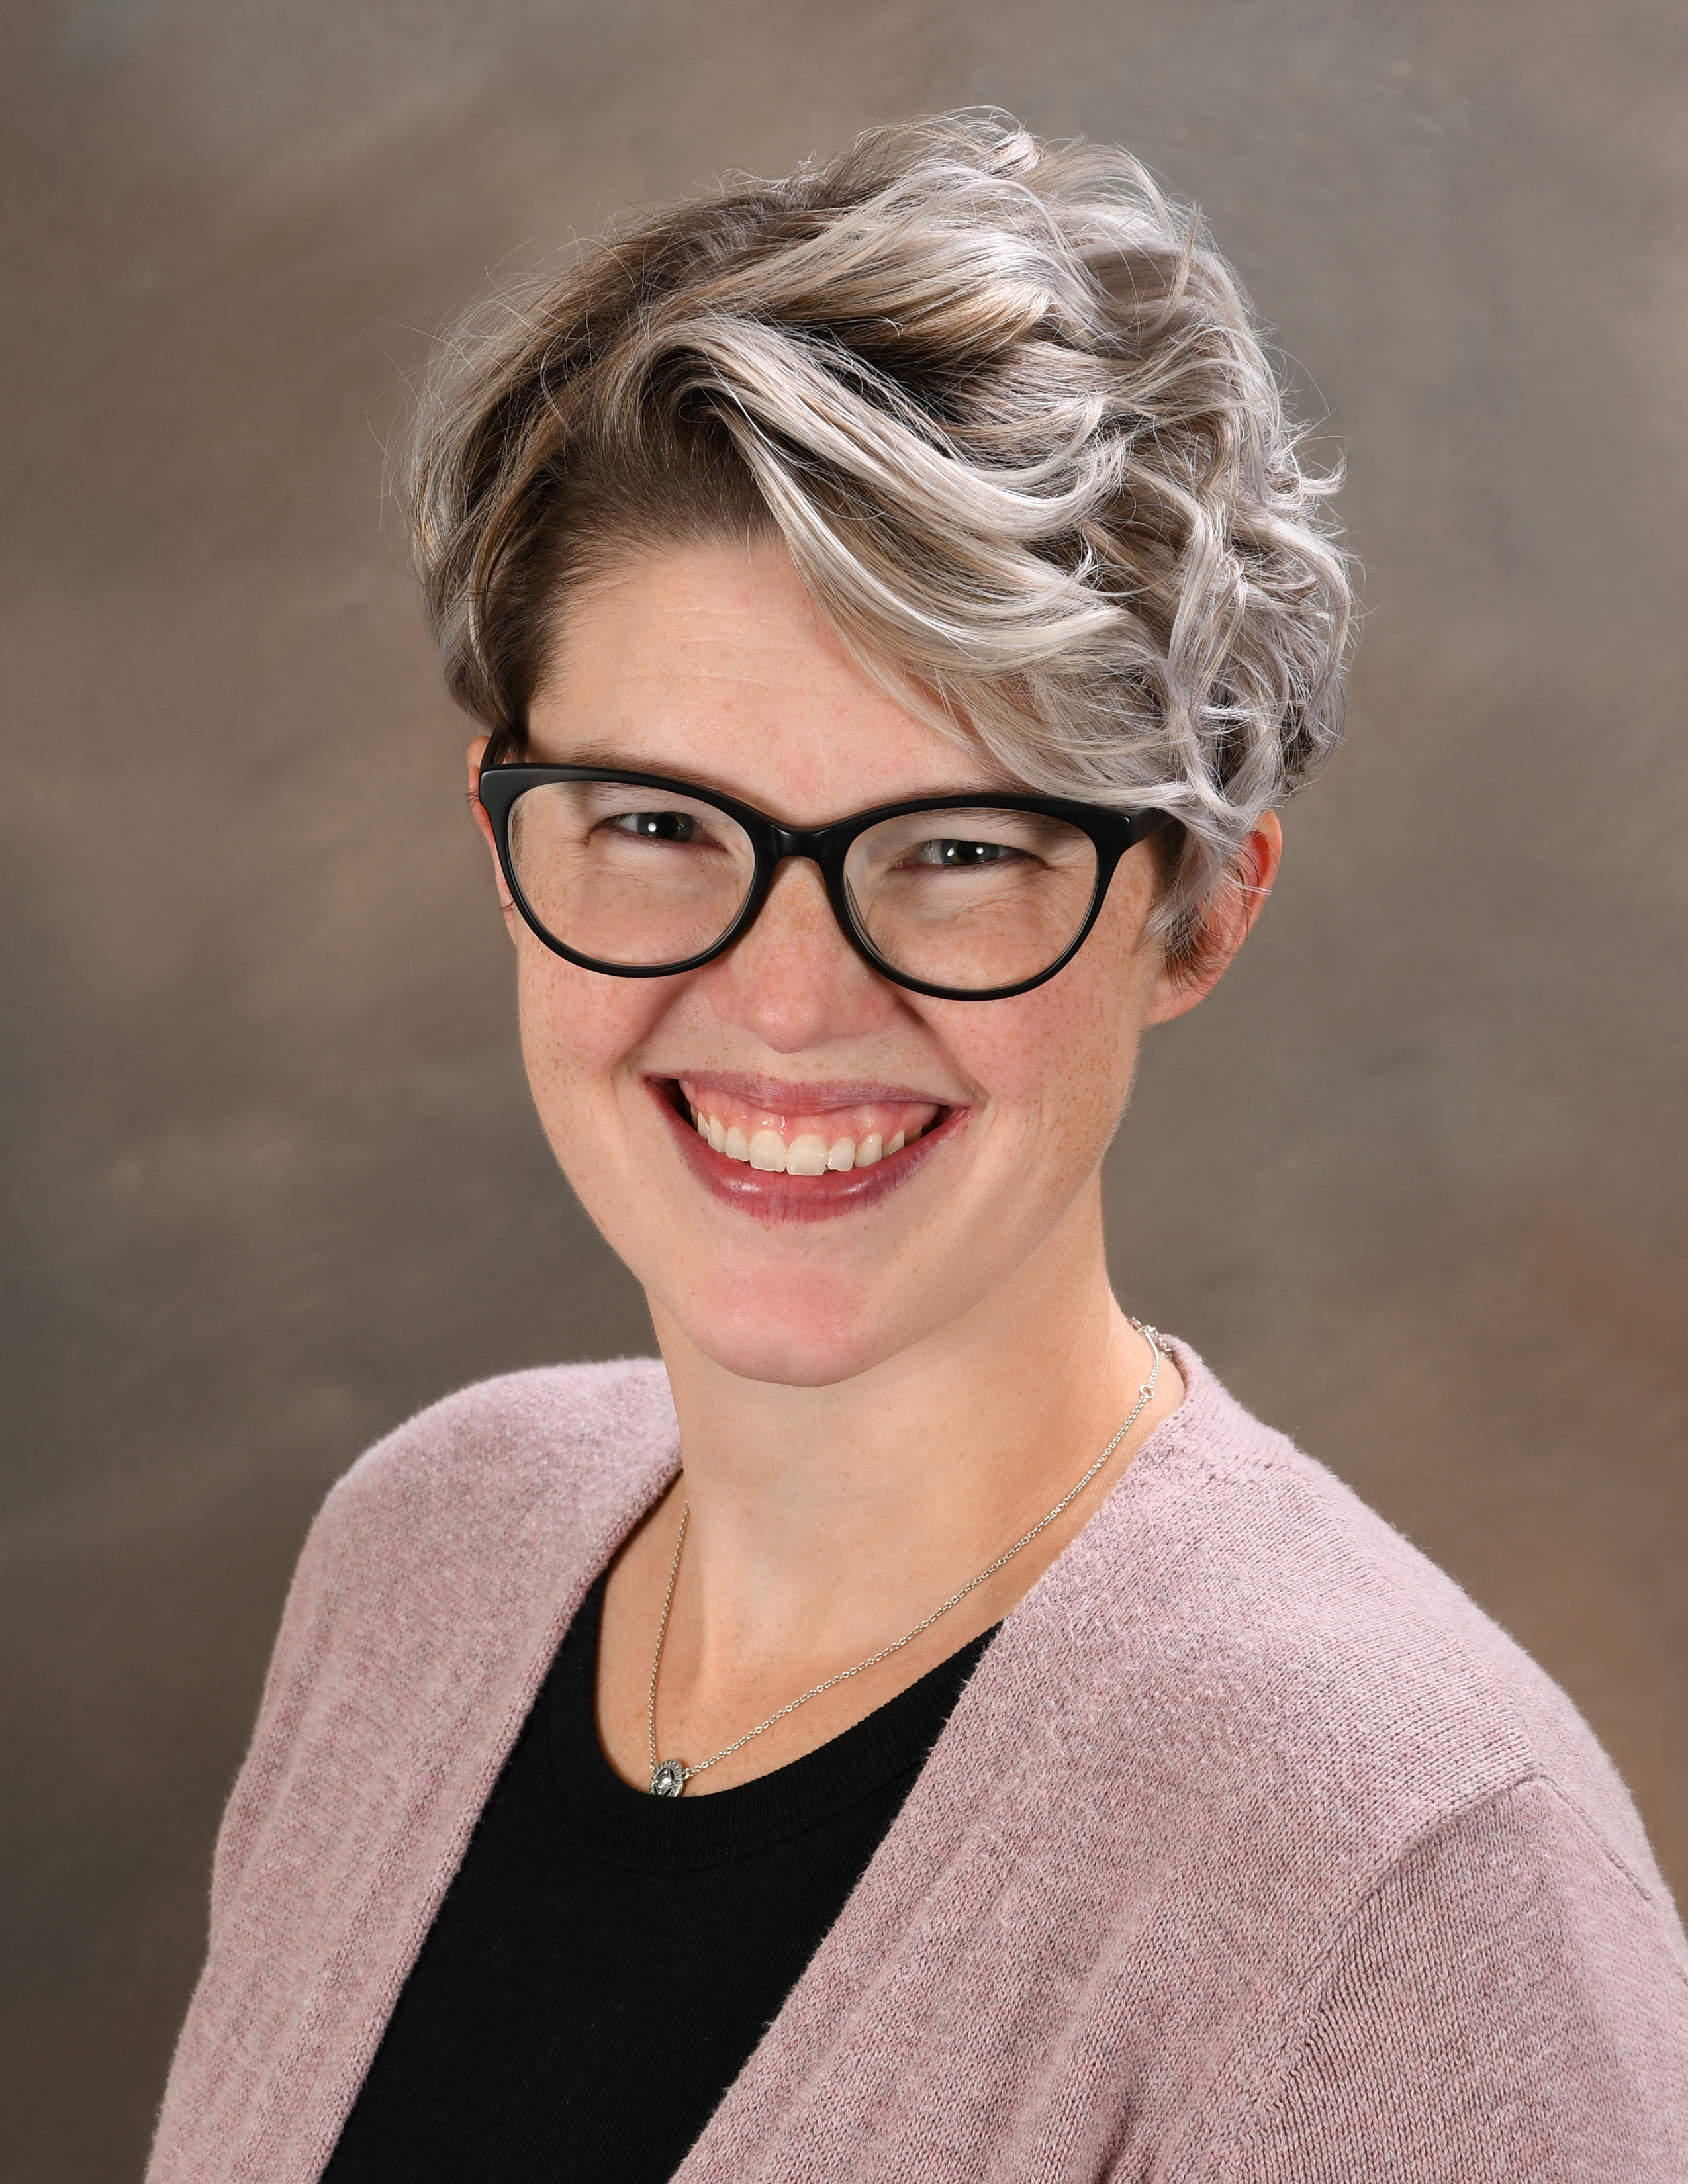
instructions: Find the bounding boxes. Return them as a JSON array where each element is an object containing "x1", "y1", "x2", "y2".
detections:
[{"x1": 701, "y1": 854, "x2": 902, "y2": 1052}]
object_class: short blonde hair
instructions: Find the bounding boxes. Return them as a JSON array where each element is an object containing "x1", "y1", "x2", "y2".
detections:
[{"x1": 410, "y1": 113, "x2": 1354, "y2": 968}]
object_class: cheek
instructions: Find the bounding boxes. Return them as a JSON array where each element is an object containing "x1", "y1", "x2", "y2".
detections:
[
  {"x1": 936, "y1": 889, "x2": 1155, "y2": 1152},
  {"x1": 515, "y1": 942, "x2": 661, "y2": 1148}
]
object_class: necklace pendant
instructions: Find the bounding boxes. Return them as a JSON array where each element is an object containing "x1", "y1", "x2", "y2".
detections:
[{"x1": 649, "y1": 1758, "x2": 688, "y2": 1799}]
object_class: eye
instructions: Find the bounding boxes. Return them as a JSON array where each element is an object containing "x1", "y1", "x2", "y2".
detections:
[
  {"x1": 905, "y1": 837, "x2": 1023, "y2": 868},
  {"x1": 604, "y1": 809, "x2": 703, "y2": 842}
]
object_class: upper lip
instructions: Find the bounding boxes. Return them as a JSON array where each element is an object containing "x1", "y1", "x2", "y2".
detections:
[{"x1": 656, "y1": 1069, "x2": 961, "y2": 1111}]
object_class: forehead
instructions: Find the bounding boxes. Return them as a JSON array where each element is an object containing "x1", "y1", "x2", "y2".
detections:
[{"x1": 526, "y1": 539, "x2": 1009, "y2": 818}]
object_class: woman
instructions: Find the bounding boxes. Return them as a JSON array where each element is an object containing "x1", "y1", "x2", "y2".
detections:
[{"x1": 149, "y1": 116, "x2": 1686, "y2": 2181}]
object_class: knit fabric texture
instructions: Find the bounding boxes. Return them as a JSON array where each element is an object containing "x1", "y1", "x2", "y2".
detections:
[{"x1": 148, "y1": 1343, "x2": 1688, "y2": 2181}]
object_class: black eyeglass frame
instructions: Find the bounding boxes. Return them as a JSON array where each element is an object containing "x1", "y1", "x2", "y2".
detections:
[{"x1": 476, "y1": 760, "x2": 1171, "y2": 1003}]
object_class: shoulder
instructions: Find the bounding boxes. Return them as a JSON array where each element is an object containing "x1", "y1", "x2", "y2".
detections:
[
  {"x1": 203, "y1": 1357, "x2": 678, "y2": 1921},
  {"x1": 273, "y1": 1357, "x2": 679, "y2": 1659},
  {"x1": 1022, "y1": 1342, "x2": 1674, "y2": 1918},
  {"x1": 1227, "y1": 1774, "x2": 1688, "y2": 2175},
  {"x1": 318, "y1": 1354, "x2": 677, "y2": 1555},
  {"x1": 168, "y1": 1359, "x2": 679, "y2": 2166}
]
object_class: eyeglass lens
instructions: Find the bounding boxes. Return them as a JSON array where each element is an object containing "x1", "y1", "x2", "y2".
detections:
[{"x1": 504, "y1": 780, "x2": 1102, "y2": 991}]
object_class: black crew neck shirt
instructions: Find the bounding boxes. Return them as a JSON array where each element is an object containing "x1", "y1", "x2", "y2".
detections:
[{"x1": 324, "y1": 1575, "x2": 999, "y2": 2184}]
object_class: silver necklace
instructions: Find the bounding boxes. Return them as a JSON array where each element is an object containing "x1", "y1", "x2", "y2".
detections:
[{"x1": 645, "y1": 1318, "x2": 1168, "y2": 1797}]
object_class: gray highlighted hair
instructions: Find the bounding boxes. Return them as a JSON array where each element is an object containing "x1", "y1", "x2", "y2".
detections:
[{"x1": 410, "y1": 113, "x2": 1354, "y2": 968}]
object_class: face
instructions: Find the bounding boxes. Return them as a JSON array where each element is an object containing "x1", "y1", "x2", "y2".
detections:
[{"x1": 473, "y1": 539, "x2": 1260, "y2": 1389}]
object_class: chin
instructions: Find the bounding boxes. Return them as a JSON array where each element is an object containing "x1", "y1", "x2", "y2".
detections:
[{"x1": 657, "y1": 1285, "x2": 910, "y2": 1390}]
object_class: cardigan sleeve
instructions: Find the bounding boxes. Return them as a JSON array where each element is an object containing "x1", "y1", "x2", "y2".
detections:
[{"x1": 1225, "y1": 1776, "x2": 1688, "y2": 2183}]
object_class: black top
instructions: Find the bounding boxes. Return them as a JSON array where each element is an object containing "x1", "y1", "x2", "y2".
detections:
[{"x1": 324, "y1": 1574, "x2": 998, "y2": 2184}]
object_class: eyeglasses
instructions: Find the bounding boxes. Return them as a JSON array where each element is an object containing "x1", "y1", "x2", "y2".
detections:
[{"x1": 476, "y1": 762, "x2": 1170, "y2": 1003}]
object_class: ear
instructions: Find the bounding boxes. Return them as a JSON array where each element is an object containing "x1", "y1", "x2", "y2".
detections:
[
  {"x1": 467, "y1": 735, "x2": 519, "y2": 933},
  {"x1": 1147, "y1": 813, "x2": 1282, "y2": 1026}
]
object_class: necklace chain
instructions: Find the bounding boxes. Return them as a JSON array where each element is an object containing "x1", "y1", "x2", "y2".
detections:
[{"x1": 645, "y1": 1318, "x2": 1168, "y2": 1796}]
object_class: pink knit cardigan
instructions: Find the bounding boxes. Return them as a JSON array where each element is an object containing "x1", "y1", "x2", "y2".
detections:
[{"x1": 149, "y1": 1343, "x2": 1688, "y2": 2181}]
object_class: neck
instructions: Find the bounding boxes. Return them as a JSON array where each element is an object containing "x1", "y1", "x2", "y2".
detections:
[{"x1": 645, "y1": 1181, "x2": 1164, "y2": 1663}]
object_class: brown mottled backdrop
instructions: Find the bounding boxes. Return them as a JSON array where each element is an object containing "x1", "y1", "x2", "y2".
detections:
[{"x1": 3, "y1": 1, "x2": 1684, "y2": 2174}]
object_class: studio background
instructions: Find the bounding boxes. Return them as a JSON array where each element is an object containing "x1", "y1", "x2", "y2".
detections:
[{"x1": 3, "y1": 3, "x2": 1684, "y2": 2176}]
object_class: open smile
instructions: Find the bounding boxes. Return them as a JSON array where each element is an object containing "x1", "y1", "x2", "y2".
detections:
[{"x1": 647, "y1": 1074, "x2": 965, "y2": 1221}]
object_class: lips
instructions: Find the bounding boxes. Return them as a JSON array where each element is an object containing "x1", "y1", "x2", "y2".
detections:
[{"x1": 648, "y1": 1074, "x2": 962, "y2": 1222}]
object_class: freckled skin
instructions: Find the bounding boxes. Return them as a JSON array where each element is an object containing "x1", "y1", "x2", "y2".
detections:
[{"x1": 469, "y1": 538, "x2": 1278, "y2": 1788}]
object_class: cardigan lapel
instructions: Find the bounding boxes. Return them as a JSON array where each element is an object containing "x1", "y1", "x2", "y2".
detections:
[{"x1": 155, "y1": 1364, "x2": 682, "y2": 2184}]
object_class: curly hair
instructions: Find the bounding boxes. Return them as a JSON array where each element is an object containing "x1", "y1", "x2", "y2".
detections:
[{"x1": 408, "y1": 112, "x2": 1354, "y2": 970}]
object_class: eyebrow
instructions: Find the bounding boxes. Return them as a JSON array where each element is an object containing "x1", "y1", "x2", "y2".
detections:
[{"x1": 513, "y1": 738, "x2": 1021, "y2": 807}]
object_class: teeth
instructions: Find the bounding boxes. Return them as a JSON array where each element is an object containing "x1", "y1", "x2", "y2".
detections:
[{"x1": 683, "y1": 1084, "x2": 941, "y2": 1175}]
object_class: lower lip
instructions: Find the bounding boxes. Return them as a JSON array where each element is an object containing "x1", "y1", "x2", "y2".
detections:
[{"x1": 647, "y1": 1081, "x2": 964, "y2": 1224}]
